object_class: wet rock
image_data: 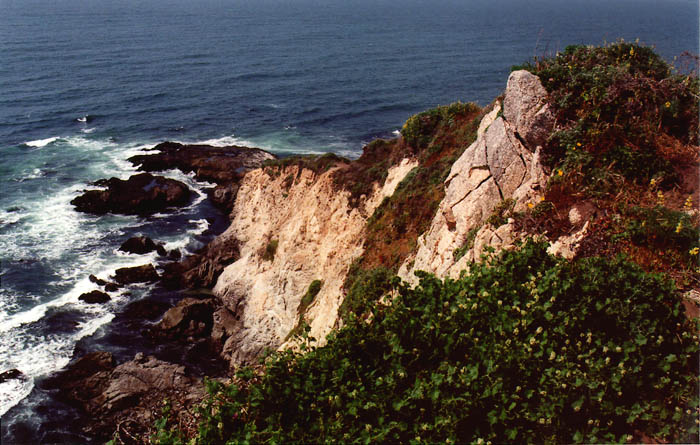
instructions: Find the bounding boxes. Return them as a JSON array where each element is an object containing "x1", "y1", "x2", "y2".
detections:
[
  {"x1": 128, "y1": 142, "x2": 275, "y2": 214},
  {"x1": 128, "y1": 142, "x2": 275, "y2": 186},
  {"x1": 118, "y1": 236, "x2": 163, "y2": 255},
  {"x1": 168, "y1": 249, "x2": 182, "y2": 260},
  {"x1": 88, "y1": 274, "x2": 107, "y2": 286},
  {"x1": 114, "y1": 264, "x2": 159, "y2": 284},
  {"x1": 161, "y1": 236, "x2": 239, "y2": 290},
  {"x1": 104, "y1": 282, "x2": 120, "y2": 292},
  {"x1": 78, "y1": 290, "x2": 111, "y2": 304},
  {"x1": 45, "y1": 351, "x2": 203, "y2": 441},
  {"x1": 0, "y1": 369, "x2": 25, "y2": 383},
  {"x1": 71, "y1": 173, "x2": 191, "y2": 216}
]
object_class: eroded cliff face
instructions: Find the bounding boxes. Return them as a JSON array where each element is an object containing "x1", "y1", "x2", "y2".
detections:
[
  {"x1": 399, "y1": 70, "x2": 557, "y2": 282},
  {"x1": 212, "y1": 158, "x2": 417, "y2": 366},
  {"x1": 207, "y1": 70, "x2": 584, "y2": 367}
]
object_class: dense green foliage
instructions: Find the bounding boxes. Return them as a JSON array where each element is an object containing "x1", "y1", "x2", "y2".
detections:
[
  {"x1": 159, "y1": 242, "x2": 699, "y2": 444},
  {"x1": 515, "y1": 42, "x2": 698, "y2": 191},
  {"x1": 401, "y1": 102, "x2": 481, "y2": 148}
]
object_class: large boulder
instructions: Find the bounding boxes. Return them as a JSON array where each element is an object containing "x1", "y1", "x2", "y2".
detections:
[
  {"x1": 78, "y1": 290, "x2": 111, "y2": 304},
  {"x1": 114, "y1": 264, "x2": 159, "y2": 284},
  {"x1": 0, "y1": 369, "x2": 25, "y2": 384},
  {"x1": 119, "y1": 236, "x2": 166, "y2": 256},
  {"x1": 71, "y1": 173, "x2": 191, "y2": 216},
  {"x1": 156, "y1": 298, "x2": 216, "y2": 339}
]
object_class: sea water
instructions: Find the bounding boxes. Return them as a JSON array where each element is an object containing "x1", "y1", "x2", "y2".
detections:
[{"x1": 1, "y1": 0, "x2": 697, "y2": 441}]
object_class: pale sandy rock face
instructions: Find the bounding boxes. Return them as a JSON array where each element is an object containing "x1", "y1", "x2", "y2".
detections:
[
  {"x1": 212, "y1": 159, "x2": 417, "y2": 367},
  {"x1": 400, "y1": 70, "x2": 555, "y2": 283}
]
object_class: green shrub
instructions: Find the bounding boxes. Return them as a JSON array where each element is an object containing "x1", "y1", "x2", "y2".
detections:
[
  {"x1": 516, "y1": 42, "x2": 698, "y2": 190},
  {"x1": 401, "y1": 102, "x2": 480, "y2": 148},
  {"x1": 262, "y1": 239, "x2": 278, "y2": 261},
  {"x1": 179, "y1": 241, "x2": 699, "y2": 444},
  {"x1": 487, "y1": 198, "x2": 516, "y2": 227}
]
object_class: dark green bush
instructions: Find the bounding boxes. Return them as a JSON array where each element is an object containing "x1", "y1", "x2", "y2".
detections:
[
  {"x1": 169, "y1": 241, "x2": 698, "y2": 444},
  {"x1": 262, "y1": 239, "x2": 278, "y2": 261},
  {"x1": 516, "y1": 42, "x2": 698, "y2": 189},
  {"x1": 401, "y1": 102, "x2": 480, "y2": 148}
]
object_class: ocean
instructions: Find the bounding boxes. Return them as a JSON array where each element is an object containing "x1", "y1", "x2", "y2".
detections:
[{"x1": 1, "y1": 0, "x2": 697, "y2": 441}]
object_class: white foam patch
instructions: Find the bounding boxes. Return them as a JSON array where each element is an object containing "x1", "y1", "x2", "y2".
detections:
[
  {"x1": 81, "y1": 127, "x2": 96, "y2": 134},
  {"x1": 24, "y1": 137, "x2": 60, "y2": 148}
]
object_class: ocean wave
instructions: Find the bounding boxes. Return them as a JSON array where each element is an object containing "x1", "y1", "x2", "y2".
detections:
[{"x1": 23, "y1": 137, "x2": 60, "y2": 148}]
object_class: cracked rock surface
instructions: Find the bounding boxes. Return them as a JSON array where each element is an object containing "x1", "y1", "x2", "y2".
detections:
[{"x1": 399, "y1": 70, "x2": 554, "y2": 282}]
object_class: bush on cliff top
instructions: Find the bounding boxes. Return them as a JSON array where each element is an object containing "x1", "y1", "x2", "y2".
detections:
[
  {"x1": 515, "y1": 41, "x2": 698, "y2": 186},
  {"x1": 157, "y1": 241, "x2": 699, "y2": 444}
]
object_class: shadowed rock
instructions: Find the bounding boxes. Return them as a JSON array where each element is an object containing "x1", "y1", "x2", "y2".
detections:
[
  {"x1": 0, "y1": 369, "x2": 25, "y2": 383},
  {"x1": 78, "y1": 290, "x2": 111, "y2": 304},
  {"x1": 128, "y1": 142, "x2": 275, "y2": 213},
  {"x1": 71, "y1": 173, "x2": 191, "y2": 216},
  {"x1": 114, "y1": 264, "x2": 159, "y2": 284},
  {"x1": 119, "y1": 236, "x2": 167, "y2": 256}
]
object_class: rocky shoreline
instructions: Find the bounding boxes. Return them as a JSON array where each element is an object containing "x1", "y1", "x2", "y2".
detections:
[{"x1": 3, "y1": 142, "x2": 279, "y2": 442}]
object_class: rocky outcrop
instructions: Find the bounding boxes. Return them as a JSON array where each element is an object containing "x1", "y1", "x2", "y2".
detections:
[
  {"x1": 399, "y1": 70, "x2": 555, "y2": 282},
  {"x1": 128, "y1": 142, "x2": 276, "y2": 213},
  {"x1": 45, "y1": 352, "x2": 203, "y2": 441},
  {"x1": 211, "y1": 157, "x2": 418, "y2": 367},
  {"x1": 0, "y1": 369, "x2": 25, "y2": 384},
  {"x1": 161, "y1": 236, "x2": 240, "y2": 290},
  {"x1": 119, "y1": 236, "x2": 167, "y2": 256},
  {"x1": 71, "y1": 173, "x2": 191, "y2": 216},
  {"x1": 156, "y1": 298, "x2": 216, "y2": 340},
  {"x1": 114, "y1": 264, "x2": 159, "y2": 284},
  {"x1": 78, "y1": 290, "x2": 111, "y2": 304}
]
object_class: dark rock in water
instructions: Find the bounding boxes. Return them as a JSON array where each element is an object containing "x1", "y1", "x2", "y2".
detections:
[
  {"x1": 208, "y1": 183, "x2": 240, "y2": 214},
  {"x1": 114, "y1": 264, "x2": 159, "y2": 284},
  {"x1": 78, "y1": 290, "x2": 111, "y2": 304},
  {"x1": 104, "y1": 282, "x2": 120, "y2": 292},
  {"x1": 88, "y1": 274, "x2": 107, "y2": 286},
  {"x1": 128, "y1": 142, "x2": 275, "y2": 214},
  {"x1": 128, "y1": 141, "x2": 274, "y2": 185},
  {"x1": 168, "y1": 248, "x2": 182, "y2": 260},
  {"x1": 0, "y1": 368, "x2": 25, "y2": 383},
  {"x1": 118, "y1": 236, "x2": 166, "y2": 256},
  {"x1": 71, "y1": 173, "x2": 191, "y2": 216},
  {"x1": 156, "y1": 244, "x2": 167, "y2": 256},
  {"x1": 161, "y1": 236, "x2": 239, "y2": 290},
  {"x1": 45, "y1": 351, "x2": 204, "y2": 441},
  {"x1": 156, "y1": 298, "x2": 217, "y2": 339}
]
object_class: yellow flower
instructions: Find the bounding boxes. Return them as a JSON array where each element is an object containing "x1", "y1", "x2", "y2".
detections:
[
  {"x1": 630, "y1": 47, "x2": 635, "y2": 56},
  {"x1": 527, "y1": 202, "x2": 534, "y2": 209},
  {"x1": 557, "y1": 169, "x2": 563, "y2": 176},
  {"x1": 685, "y1": 195, "x2": 693, "y2": 210},
  {"x1": 690, "y1": 247, "x2": 699, "y2": 256},
  {"x1": 664, "y1": 101, "x2": 671, "y2": 108},
  {"x1": 676, "y1": 221, "x2": 683, "y2": 233},
  {"x1": 576, "y1": 142, "x2": 582, "y2": 147},
  {"x1": 650, "y1": 178, "x2": 657, "y2": 187}
]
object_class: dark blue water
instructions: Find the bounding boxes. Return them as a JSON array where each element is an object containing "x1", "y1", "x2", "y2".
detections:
[{"x1": 1, "y1": 0, "x2": 697, "y2": 441}]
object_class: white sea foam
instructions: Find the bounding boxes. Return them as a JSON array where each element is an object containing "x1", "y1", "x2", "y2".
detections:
[
  {"x1": 81, "y1": 127, "x2": 96, "y2": 134},
  {"x1": 24, "y1": 137, "x2": 60, "y2": 148}
]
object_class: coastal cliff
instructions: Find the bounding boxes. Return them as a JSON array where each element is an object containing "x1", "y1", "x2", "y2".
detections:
[{"x1": 44, "y1": 43, "x2": 699, "y2": 443}]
